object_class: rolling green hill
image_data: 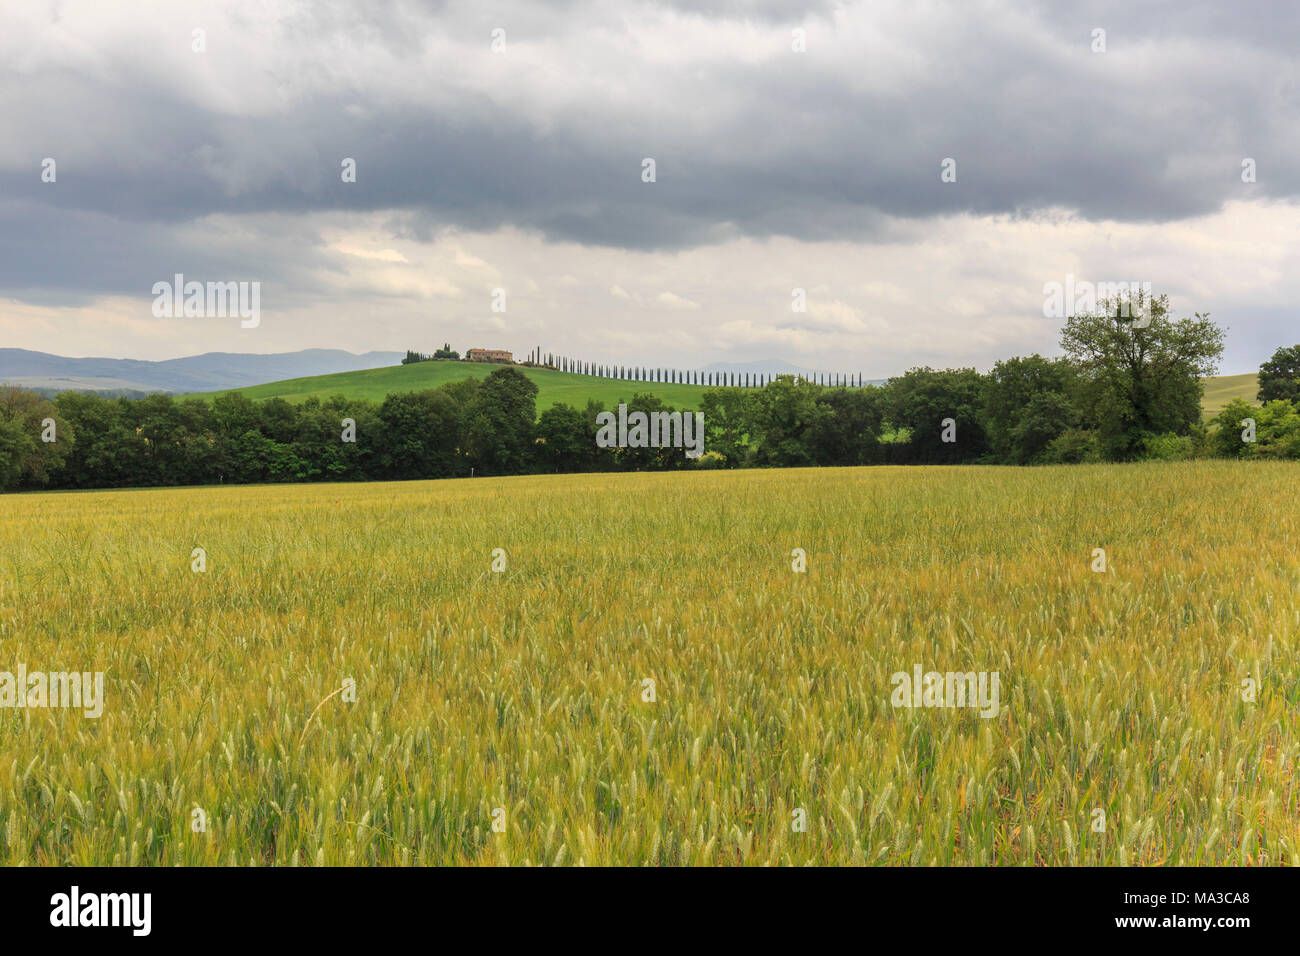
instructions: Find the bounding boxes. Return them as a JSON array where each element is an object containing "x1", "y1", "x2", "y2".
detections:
[
  {"x1": 1200, "y1": 372, "x2": 1259, "y2": 418},
  {"x1": 197, "y1": 359, "x2": 1260, "y2": 419},
  {"x1": 199, "y1": 360, "x2": 713, "y2": 411}
]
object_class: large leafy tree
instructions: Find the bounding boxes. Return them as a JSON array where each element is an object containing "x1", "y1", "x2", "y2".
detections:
[
  {"x1": 466, "y1": 367, "x2": 539, "y2": 475},
  {"x1": 1060, "y1": 293, "x2": 1224, "y2": 459},
  {"x1": 1257, "y1": 344, "x2": 1300, "y2": 404}
]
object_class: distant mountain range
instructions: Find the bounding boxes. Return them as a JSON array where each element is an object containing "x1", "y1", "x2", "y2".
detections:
[{"x1": 0, "y1": 348, "x2": 405, "y2": 394}]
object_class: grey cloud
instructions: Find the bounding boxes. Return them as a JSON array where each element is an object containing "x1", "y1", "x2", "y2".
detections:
[{"x1": 1, "y1": 0, "x2": 1298, "y2": 301}]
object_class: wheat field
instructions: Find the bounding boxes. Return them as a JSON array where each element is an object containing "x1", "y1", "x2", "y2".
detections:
[{"x1": 1, "y1": 461, "x2": 1298, "y2": 865}]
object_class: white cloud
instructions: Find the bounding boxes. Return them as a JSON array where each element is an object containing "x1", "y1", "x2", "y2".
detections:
[{"x1": 656, "y1": 291, "x2": 701, "y2": 310}]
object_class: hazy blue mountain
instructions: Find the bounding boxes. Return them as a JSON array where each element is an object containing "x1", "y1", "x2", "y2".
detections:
[{"x1": 0, "y1": 348, "x2": 404, "y2": 394}]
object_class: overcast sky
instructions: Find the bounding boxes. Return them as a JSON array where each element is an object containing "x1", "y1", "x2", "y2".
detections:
[{"x1": 1, "y1": 0, "x2": 1297, "y2": 375}]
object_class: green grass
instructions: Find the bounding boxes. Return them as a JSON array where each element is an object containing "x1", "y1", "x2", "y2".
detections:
[
  {"x1": 1201, "y1": 373, "x2": 1259, "y2": 419},
  {"x1": 198, "y1": 360, "x2": 712, "y2": 412}
]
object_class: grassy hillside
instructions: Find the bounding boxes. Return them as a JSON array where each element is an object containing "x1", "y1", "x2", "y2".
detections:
[
  {"x1": 199, "y1": 359, "x2": 1260, "y2": 421},
  {"x1": 1201, "y1": 372, "x2": 1259, "y2": 418},
  {"x1": 200, "y1": 360, "x2": 712, "y2": 411}
]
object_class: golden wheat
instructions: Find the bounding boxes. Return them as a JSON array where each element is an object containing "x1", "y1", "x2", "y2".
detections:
[{"x1": 0, "y1": 461, "x2": 1297, "y2": 865}]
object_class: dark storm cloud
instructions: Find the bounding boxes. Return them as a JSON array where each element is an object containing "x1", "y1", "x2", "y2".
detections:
[{"x1": 0, "y1": 0, "x2": 1296, "y2": 297}]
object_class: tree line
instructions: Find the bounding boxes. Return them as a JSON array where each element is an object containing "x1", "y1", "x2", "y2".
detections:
[
  {"x1": 401, "y1": 343, "x2": 459, "y2": 364},
  {"x1": 2, "y1": 296, "x2": 1298, "y2": 492},
  {"x1": 433, "y1": 345, "x2": 877, "y2": 387}
]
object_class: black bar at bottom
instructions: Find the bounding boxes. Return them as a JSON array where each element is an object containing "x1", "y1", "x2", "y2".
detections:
[{"x1": 0, "y1": 865, "x2": 1274, "y2": 943}]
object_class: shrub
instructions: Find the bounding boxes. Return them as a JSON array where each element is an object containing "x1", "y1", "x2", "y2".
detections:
[
  {"x1": 1207, "y1": 398, "x2": 1300, "y2": 459},
  {"x1": 1141, "y1": 432, "x2": 1197, "y2": 461},
  {"x1": 1042, "y1": 428, "x2": 1102, "y2": 464}
]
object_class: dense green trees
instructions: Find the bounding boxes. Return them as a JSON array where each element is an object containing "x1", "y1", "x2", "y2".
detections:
[
  {"x1": 378, "y1": 390, "x2": 453, "y2": 479},
  {"x1": 885, "y1": 367, "x2": 987, "y2": 463},
  {"x1": 537, "y1": 403, "x2": 590, "y2": 471},
  {"x1": 809, "y1": 387, "x2": 886, "y2": 466},
  {"x1": 0, "y1": 388, "x2": 70, "y2": 488},
  {"x1": 47, "y1": 391, "x2": 135, "y2": 486},
  {"x1": 699, "y1": 388, "x2": 752, "y2": 467},
  {"x1": 5, "y1": 298, "x2": 1297, "y2": 492},
  {"x1": 983, "y1": 356, "x2": 1078, "y2": 464},
  {"x1": 403, "y1": 345, "x2": 461, "y2": 364},
  {"x1": 1207, "y1": 399, "x2": 1300, "y2": 459},
  {"x1": 748, "y1": 377, "x2": 825, "y2": 467}
]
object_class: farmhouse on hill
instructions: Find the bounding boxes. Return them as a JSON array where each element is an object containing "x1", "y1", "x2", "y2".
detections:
[{"x1": 466, "y1": 348, "x2": 514, "y2": 364}]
